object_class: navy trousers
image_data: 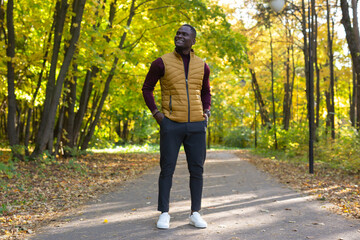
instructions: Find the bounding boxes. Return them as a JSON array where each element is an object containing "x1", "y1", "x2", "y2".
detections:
[{"x1": 158, "y1": 117, "x2": 207, "y2": 213}]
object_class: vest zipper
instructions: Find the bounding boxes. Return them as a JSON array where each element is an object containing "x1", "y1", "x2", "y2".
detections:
[
  {"x1": 182, "y1": 55, "x2": 190, "y2": 122},
  {"x1": 185, "y1": 77, "x2": 190, "y2": 122},
  {"x1": 169, "y1": 95, "x2": 172, "y2": 114}
]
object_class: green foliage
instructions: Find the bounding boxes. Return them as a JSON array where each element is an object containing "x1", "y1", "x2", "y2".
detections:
[
  {"x1": 315, "y1": 125, "x2": 360, "y2": 173},
  {"x1": 61, "y1": 158, "x2": 88, "y2": 176},
  {"x1": 40, "y1": 150, "x2": 56, "y2": 165},
  {"x1": 224, "y1": 126, "x2": 252, "y2": 148},
  {"x1": 0, "y1": 161, "x2": 18, "y2": 179},
  {"x1": 91, "y1": 143, "x2": 159, "y2": 153},
  {"x1": 10, "y1": 145, "x2": 26, "y2": 160},
  {"x1": 89, "y1": 138, "x2": 115, "y2": 149},
  {"x1": 254, "y1": 123, "x2": 360, "y2": 174},
  {"x1": 63, "y1": 146, "x2": 90, "y2": 157},
  {"x1": 60, "y1": 148, "x2": 89, "y2": 175},
  {"x1": 0, "y1": 203, "x2": 9, "y2": 215}
]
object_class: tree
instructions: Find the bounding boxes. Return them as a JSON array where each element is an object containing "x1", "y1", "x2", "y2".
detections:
[
  {"x1": 325, "y1": 0, "x2": 335, "y2": 139},
  {"x1": 248, "y1": 67, "x2": 271, "y2": 127},
  {"x1": 341, "y1": 0, "x2": 360, "y2": 130},
  {"x1": 283, "y1": 17, "x2": 296, "y2": 131},
  {"x1": 6, "y1": 0, "x2": 19, "y2": 153},
  {"x1": 32, "y1": 0, "x2": 86, "y2": 158}
]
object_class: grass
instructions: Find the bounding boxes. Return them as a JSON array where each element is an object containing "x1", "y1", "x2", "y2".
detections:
[
  {"x1": 90, "y1": 143, "x2": 243, "y2": 154},
  {"x1": 90, "y1": 143, "x2": 160, "y2": 154}
]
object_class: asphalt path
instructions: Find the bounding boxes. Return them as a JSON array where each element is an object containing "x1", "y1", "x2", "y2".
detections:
[{"x1": 32, "y1": 151, "x2": 360, "y2": 240}]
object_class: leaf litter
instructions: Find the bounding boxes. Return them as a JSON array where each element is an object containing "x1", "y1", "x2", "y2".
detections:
[
  {"x1": 0, "y1": 152, "x2": 158, "y2": 239},
  {"x1": 236, "y1": 150, "x2": 360, "y2": 220}
]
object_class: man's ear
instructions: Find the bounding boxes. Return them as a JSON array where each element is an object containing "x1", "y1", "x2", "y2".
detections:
[{"x1": 192, "y1": 38, "x2": 196, "y2": 45}]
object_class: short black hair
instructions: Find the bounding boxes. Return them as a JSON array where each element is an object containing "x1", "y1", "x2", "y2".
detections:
[{"x1": 182, "y1": 24, "x2": 196, "y2": 38}]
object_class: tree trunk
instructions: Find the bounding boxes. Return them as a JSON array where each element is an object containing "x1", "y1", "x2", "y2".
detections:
[
  {"x1": 269, "y1": 27, "x2": 278, "y2": 149},
  {"x1": 32, "y1": 0, "x2": 69, "y2": 157},
  {"x1": 352, "y1": 0, "x2": 359, "y2": 128},
  {"x1": 283, "y1": 46, "x2": 291, "y2": 130},
  {"x1": 63, "y1": 60, "x2": 78, "y2": 153},
  {"x1": 121, "y1": 119, "x2": 129, "y2": 143},
  {"x1": 283, "y1": 17, "x2": 296, "y2": 131},
  {"x1": 0, "y1": 0, "x2": 5, "y2": 41},
  {"x1": 351, "y1": 60, "x2": 357, "y2": 126},
  {"x1": 290, "y1": 32, "x2": 296, "y2": 125},
  {"x1": 24, "y1": 21, "x2": 54, "y2": 155},
  {"x1": 302, "y1": 0, "x2": 316, "y2": 143},
  {"x1": 72, "y1": 68, "x2": 95, "y2": 147},
  {"x1": 341, "y1": 0, "x2": 360, "y2": 130},
  {"x1": 54, "y1": 105, "x2": 65, "y2": 156},
  {"x1": 315, "y1": 14, "x2": 321, "y2": 130},
  {"x1": 325, "y1": 89, "x2": 331, "y2": 136},
  {"x1": 69, "y1": 0, "x2": 114, "y2": 151},
  {"x1": 301, "y1": 0, "x2": 309, "y2": 104},
  {"x1": 249, "y1": 68, "x2": 271, "y2": 127},
  {"x1": 326, "y1": 0, "x2": 335, "y2": 139},
  {"x1": 32, "y1": 0, "x2": 86, "y2": 158},
  {"x1": 81, "y1": 0, "x2": 137, "y2": 150},
  {"x1": 283, "y1": 18, "x2": 291, "y2": 131},
  {"x1": 6, "y1": 0, "x2": 19, "y2": 150},
  {"x1": 79, "y1": 91, "x2": 99, "y2": 147}
]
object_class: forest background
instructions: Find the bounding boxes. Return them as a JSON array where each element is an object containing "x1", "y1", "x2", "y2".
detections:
[
  {"x1": 1, "y1": 0, "x2": 360, "y2": 237},
  {"x1": 1, "y1": 0, "x2": 360, "y2": 172}
]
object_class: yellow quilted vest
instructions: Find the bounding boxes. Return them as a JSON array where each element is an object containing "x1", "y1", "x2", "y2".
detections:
[{"x1": 160, "y1": 50, "x2": 205, "y2": 122}]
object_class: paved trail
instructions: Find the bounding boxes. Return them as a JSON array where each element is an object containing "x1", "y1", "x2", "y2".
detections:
[{"x1": 32, "y1": 151, "x2": 360, "y2": 240}]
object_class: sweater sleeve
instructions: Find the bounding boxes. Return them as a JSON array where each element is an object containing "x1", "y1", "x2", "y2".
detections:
[
  {"x1": 201, "y1": 63, "x2": 211, "y2": 110},
  {"x1": 142, "y1": 58, "x2": 165, "y2": 112}
]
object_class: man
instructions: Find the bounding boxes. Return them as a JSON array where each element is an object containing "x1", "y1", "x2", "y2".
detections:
[{"x1": 142, "y1": 24, "x2": 211, "y2": 229}]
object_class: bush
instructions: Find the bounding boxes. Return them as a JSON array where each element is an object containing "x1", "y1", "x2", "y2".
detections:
[
  {"x1": 224, "y1": 126, "x2": 252, "y2": 148},
  {"x1": 315, "y1": 125, "x2": 360, "y2": 173},
  {"x1": 256, "y1": 122, "x2": 307, "y2": 154},
  {"x1": 0, "y1": 160, "x2": 18, "y2": 179}
]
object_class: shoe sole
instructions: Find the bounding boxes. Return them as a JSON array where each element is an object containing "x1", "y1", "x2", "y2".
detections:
[
  {"x1": 189, "y1": 221, "x2": 207, "y2": 228},
  {"x1": 157, "y1": 224, "x2": 170, "y2": 229},
  {"x1": 157, "y1": 226, "x2": 169, "y2": 229}
]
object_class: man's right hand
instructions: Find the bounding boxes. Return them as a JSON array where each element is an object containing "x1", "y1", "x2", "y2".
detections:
[{"x1": 153, "y1": 111, "x2": 165, "y2": 125}]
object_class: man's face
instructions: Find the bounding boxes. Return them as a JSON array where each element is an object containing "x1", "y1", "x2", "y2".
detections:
[{"x1": 174, "y1": 26, "x2": 196, "y2": 50}]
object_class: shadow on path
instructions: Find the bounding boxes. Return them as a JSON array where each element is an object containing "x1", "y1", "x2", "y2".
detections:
[{"x1": 32, "y1": 151, "x2": 360, "y2": 240}]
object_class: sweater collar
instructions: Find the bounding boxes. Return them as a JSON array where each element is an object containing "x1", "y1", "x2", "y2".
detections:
[{"x1": 174, "y1": 48, "x2": 194, "y2": 59}]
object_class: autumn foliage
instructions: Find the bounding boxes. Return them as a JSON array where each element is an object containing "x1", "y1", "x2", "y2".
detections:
[{"x1": 0, "y1": 152, "x2": 158, "y2": 238}]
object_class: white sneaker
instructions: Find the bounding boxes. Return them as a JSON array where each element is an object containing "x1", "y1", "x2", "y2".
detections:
[
  {"x1": 189, "y1": 212, "x2": 207, "y2": 228},
  {"x1": 157, "y1": 212, "x2": 170, "y2": 229}
]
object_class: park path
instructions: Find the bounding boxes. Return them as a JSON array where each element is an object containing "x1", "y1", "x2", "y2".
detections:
[{"x1": 31, "y1": 151, "x2": 360, "y2": 240}]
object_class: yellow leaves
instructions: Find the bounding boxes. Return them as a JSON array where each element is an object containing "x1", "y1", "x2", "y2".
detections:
[{"x1": 103, "y1": 219, "x2": 108, "y2": 223}]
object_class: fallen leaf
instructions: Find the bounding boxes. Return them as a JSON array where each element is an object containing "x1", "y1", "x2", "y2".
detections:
[{"x1": 312, "y1": 222, "x2": 325, "y2": 226}]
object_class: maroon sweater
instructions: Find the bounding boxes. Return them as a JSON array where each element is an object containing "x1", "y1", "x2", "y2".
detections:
[{"x1": 142, "y1": 53, "x2": 211, "y2": 113}]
